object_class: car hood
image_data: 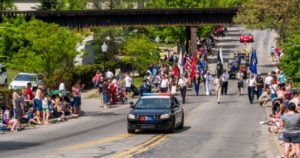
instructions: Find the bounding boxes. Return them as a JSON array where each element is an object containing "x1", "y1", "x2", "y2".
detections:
[
  {"x1": 131, "y1": 109, "x2": 170, "y2": 115},
  {"x1": 10, "y1": 81, "x2": 37, "y2": 88}
]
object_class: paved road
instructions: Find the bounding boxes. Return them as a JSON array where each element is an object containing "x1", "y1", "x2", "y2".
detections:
[{"x1": 0, "y1": 27, "x2": 279, "y2": 158}]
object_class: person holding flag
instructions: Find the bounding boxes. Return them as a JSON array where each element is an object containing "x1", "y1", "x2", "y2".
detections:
[
  {"x1": 249, "y1": 49, "x2": 258, "y2": 75},
  {"x1": 216, "y1": 48, "x2": 224, "y2": 77},
  {"x1": 177, "y1": 49, "x2": 184, "y2": 75}
]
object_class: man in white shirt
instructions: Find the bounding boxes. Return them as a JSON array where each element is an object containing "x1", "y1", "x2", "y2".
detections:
[
  {"x1": 105, "y1": 69, "x2": 114, "y2": 79},
  {"x1": 178, "y1": 75, "x2": 188, "y2": 104},
  {"x1": 221, "y1": 70, "x2": 230, "y2": 95},
  {"x1": 265, "y1": 72, "x2": 273, "y2": 89},
  {"x1": 204, "y1": 72, "x2": 213, "y2": 95},
  {"x1": 214, "y1": 75, "x2": 223, "y2": 104},
  {"x1": 59, "y1": 81, "x2": 65, "y2": 91},
  {"x1": 124, "y1": 74, "x2": 132, "y2": 95},
  {"x1": 160, "y1": 75, "x2": 169, "y2": 93},
  {"x1": 247, "y1": 74, "x2": 257, "y2": 104}
]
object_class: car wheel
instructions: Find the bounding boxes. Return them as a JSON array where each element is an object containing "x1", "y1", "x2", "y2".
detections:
[
  {"x1": 127, "y1": 128, "x2": 135, "y2": 134},
  {"x1": 178, "y1": 114, "x2": 184, "y2": 129}
]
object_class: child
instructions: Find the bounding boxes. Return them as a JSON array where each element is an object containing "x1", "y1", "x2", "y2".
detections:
[
  {"x1": 24, "y1": 108, "x2": 41, "y2": 126},
  {"x1": 42, "y1": 94, "x2": 50, "y2": 125}
]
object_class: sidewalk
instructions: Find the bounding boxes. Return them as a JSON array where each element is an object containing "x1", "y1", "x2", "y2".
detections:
[
  {"x1": 81, "y1": 89, "x2": 135, "y2": 114},
  {"x1": 0, "y1": 89, "x2": 132, "y2": 134}
]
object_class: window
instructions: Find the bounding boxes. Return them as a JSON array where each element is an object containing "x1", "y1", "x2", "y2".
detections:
[
  {"x1": 135, "y1": 98, "x2": 171, "y2": 109},
  {"x1": 1, "y1": 67, "x2": 6, "y2": 73}
]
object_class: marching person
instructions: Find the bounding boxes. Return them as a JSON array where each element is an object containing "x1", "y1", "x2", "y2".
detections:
[
  {"x1": 236, "y1": 69, "x2": 244, "y2": 96},
  {"x1": 178, "y1": 74, "x2": 188, "y2": 104},
  {"x1": 213, "y1": 75, "x2": 223, "y2": 104},
  {"x1": 204, "y1": 71, "x2": 213, "y2": 96},
  {"x1": 193, "y1": 71, "x2": 202, "y2": 96},
  {"x1": 221, "y1": 70, "x2": 230, "y2": 95},
  {"x1": 256, "y1": 73, "x2": 264, "y2": 100},
  {"x1": 246, "y1": 74, "x2": 257, "y2": 104}
]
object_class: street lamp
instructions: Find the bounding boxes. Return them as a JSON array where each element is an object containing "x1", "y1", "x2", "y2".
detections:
[
  {"x1": 165, "y1": 38, "x2": 170, "y2": 60},
  {"x1": 155, "y1": 36, "x2": 160, "y2": 49},
  {"x1": 101, "y1": 42, "x2": 108, "y2": 72}
]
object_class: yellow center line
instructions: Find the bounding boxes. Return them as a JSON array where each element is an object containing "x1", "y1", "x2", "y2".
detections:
[
  {"x1": 112, "y1": 104, "x2": 206, "y2": 158},
  {"x1": 61, "y1": 133, "x2": 132, "y2": 152},
  {"x1": 112, "y1": 134, "x2": 167, "y2": 158}
]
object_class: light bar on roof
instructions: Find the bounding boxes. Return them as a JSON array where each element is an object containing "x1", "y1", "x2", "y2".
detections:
[{"x1": 143, "y1": 93, "x2": 173, "y2": 96}]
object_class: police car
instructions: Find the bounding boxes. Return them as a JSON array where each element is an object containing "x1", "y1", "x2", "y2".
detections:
[{"x1": 127, "y1": 93, "x2": 184, "y2": 133}]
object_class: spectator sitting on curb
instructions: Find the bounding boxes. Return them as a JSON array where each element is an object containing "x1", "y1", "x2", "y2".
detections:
[
  {"x1": 3, "y1": 106, "x2": 18, "y2": 132},
  {"x1": 23, "y1": 108, "x2": 41, "y2": 126},
  {"x1": 258, "y1": 87, "x2": 272, "y2": 106}
]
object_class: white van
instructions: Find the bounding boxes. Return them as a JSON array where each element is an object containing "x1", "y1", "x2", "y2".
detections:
[{"x1": 0, "y1": 64, "x2": 7, "y2": 86}]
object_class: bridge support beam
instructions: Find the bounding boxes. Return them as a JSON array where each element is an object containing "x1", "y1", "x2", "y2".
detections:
[{"x1": 186, "y1": 26, "x2": 198, "y2": 56}]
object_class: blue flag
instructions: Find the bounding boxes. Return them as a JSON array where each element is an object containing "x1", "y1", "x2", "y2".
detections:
[{"x1": 250, "y1": 49, "x2": 258, "y2": 75}]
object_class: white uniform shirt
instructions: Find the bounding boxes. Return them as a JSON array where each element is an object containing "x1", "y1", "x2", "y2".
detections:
[
  {"x1": 265, "y1": 76, "x2": 273, "y2": 85},
  {"x1": 178, "y1": 78, "x2": 187, "y2": 88},
  {"x1": 125, "y1": 76, "x2": 132, "y2": 87},
  {"x1": 247, "y1": 78, "x2": 256, "y2": 87},
  {"x1": 160, "y1": 79, "x2": 169, "y2": 88},
  {"x1": 106, "y1": 71, "x2": 114, "y2": 78}
]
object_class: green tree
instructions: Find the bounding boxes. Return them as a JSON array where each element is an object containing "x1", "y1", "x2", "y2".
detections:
[
  {"x1": 123, "y1": 35, "x2": 158, "y2": 75},
  {"x1": 0, "y1": 18, "x2": 82, "y2": 87},
  {"x1": 280, "y1": 34, "x2": 300, "y2": 80},
  {"x1": 146, "y1": 0, "x2": 243, "y2": 8},
  {"x1": 92, "y1": 27, "x2": 124, "y2": 69},
  {"x1": 0, "y1": 0, "x2": 14, "y2": 11},
  {"x1": 37, "y1": 0, "x2": 88, "y2": 10},
  {"x1": 235, "y1": 0, "x2": 300, "y2": 43}
]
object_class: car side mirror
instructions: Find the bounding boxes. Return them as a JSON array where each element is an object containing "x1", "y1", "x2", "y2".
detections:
[
  {"x1": 171, "y1": 102, "x2": 175, "y2": 107},
  {"x1": 129, "y1": 102, "x2": 135, "y2": 108}
]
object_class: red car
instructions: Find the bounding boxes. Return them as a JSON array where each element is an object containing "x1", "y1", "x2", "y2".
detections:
[{"x1": 240, "y1": 32, "x2": 254, "y2": 42}]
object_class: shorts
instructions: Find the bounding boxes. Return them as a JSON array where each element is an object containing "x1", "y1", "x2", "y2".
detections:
[
  {"x1": 72, "y1": 96, "x2": 81, "y2": 108},
  {"x1": 42, "y1": 106, "x2": 49, "y2": 112},
  {"x1": 34, "y1": 99, "x2": 43, "y2": 112},
  {"x1": 15, "y1": 110, "x2": 23, "y2": 120},
  {"x1": 126, "y1": 87, "x2": 131, "y2": 93},
  {"x1": 238, "y1": 81, "x2": 244, "y2": 89},
  {"x1": 283, "y1": 132, "x2": 300, "y2": 144},
  {"x1": 103, "y1": 93, "x2": 110, "y2": 104}
]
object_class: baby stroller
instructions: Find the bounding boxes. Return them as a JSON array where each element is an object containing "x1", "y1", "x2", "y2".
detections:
[
  {"x1": 131, "y1": 84, "x2": 139, "y2": 96},
  {"x1": 116, "y1": 87, "x2": 127, "y2": 104}
]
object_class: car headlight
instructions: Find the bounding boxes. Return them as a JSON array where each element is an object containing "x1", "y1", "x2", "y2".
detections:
[
  {"x1": 160, "y1": 113, "x2": 171, "y2": 119},
  {"x1": 128, "y1": 114, "x2": 136, "y2": 119}
]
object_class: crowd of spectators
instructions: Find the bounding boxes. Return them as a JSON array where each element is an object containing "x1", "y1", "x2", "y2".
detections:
[
  {"x1": 255, "y1": 68, "x2": 300, "y2": 158},
  {"x1": 0, "y1": 81, "x2": 83, "y2": 132}
]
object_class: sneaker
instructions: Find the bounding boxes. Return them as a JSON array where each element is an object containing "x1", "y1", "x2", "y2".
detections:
[{"x1": 259, "y1": 121, "x2": 266, "y2": 125}]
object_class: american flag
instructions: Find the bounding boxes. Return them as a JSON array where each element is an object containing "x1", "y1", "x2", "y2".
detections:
[{"x1": 184, "y1": 55, "x2": 192, "y2": 72}]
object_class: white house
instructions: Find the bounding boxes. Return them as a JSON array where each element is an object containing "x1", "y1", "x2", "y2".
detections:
[{"x1": 14, "y1": 0, "x2": 40, "y2": 11}]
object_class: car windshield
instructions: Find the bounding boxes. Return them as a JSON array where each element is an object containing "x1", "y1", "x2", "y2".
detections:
[
  {"x1": 135, "y1": 98, "x2": 171, "y2": 109},
  {"x1": 15, "y1": 74, "x2": 35, "y2": 81}
]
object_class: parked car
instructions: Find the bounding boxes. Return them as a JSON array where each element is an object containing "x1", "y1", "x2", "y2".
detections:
[
  {"x1": 0, "y1": 64, "x2": 8, "y2": 86},
  {"x1": 9, "y1": 73, "x2": 42, "y2": 90},
  {"x1": 240, "y1": 32, "x2": 254, "y2": 42}
]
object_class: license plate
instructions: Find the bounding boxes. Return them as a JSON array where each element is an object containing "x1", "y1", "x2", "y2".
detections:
[{"x1": 139, "y1": 115, "x2": 154, "y2": 123}]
